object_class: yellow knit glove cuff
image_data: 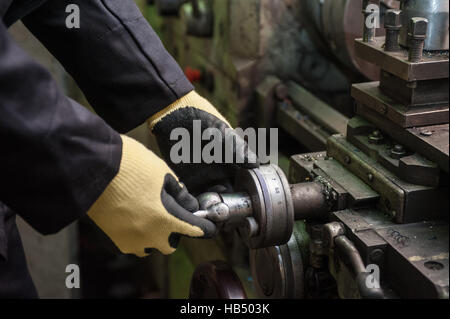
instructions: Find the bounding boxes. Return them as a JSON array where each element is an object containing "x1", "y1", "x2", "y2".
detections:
[
  {"x1": 87, "y1": 135, "x2": 203, "y2": 256},
  {"x1": 147, "y1": 91, "x2": 231, "y2": 130}
]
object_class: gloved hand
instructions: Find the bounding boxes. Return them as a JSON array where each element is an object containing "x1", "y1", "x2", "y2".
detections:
[
  {"x1": 87, "y1": 135, "x2": 216, "y2": 256},
  {"x1": 148, "y1": 91, "x2": 259, "y2": 194}
]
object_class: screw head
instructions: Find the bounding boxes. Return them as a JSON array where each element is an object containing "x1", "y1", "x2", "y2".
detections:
[
  {"x1": 390, "y1": 144, "x2": 407, "y2": 159},
  {"x1": 385, "y1": 10, "x2": 402, "y2": 29},
  {"x1": 369, "y1": 130, "x2": 384, "y2": 144},
  {"x1": 409, "y1": 17, "x2": 428, "y2": 38},
  {"x1": 370, "y1": 249, "x2": 385, "y2": 263}
]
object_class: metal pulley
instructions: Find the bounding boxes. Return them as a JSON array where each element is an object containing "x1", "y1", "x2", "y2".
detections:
[
  {"x1": 249, "y1": 225, "x2": 308, "y2": 299},
  {"x1": 194, "y1": 164, "x2": 334, "y2": 249}
]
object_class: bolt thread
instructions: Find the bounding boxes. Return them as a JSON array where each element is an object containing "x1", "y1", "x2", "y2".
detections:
[
  {"x1": 385, "y1": 29, "x2": 400, "y2": 51},
  {"x1": 408, "y1": 37, "x2": 424, "y2": 62}
]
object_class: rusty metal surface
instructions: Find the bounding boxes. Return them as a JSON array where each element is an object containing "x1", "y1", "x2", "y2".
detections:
[
  {"x1": 357, "y1": 105, "x2": 449, "y2": 173},
  {"x1": 276, "y1": 102, "x2": 329, "y2": 151},
  {"x1": 377, "y1": 221, "x2": 449, "y2": 299},
  {"x1": 332, "y1": 210, "x2": 449, "y2": 299},
  {"x1": 290, "y1": 182, "x2": 331, "y2": 221},
  {"x1": 379, "y1": 70, "x2": 449, "y2": 107},
  {"x1": 327, "y1": 135, "x2": 448, "y2": 224},
  {"x1": 287, "y1": 81, "x2": 349, "y2": 135},
  {"x1": 314, "y1": 159, "x2": 380, "y2": 207},
  {"x1": 347, "y1": 117, "x2": 441, "y2": 187},
  {"x1": 288, "y1": 152, "x2": 328, "y2": 183},
  {"x1": 355, "y1": 37, "x2": 449, "y2": 81}
]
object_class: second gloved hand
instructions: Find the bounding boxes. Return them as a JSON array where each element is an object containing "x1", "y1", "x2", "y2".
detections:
[
  {"x1": 148, "y1": 91, "x2": 259, "y2": 194},
  {"x1": 87, "y1": 135, "x2": 216, "y2": 256}
]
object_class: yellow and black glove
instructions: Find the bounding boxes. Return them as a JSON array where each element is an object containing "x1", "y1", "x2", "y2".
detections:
[
  {"x1": 148, "y1": 91, "x2": 259, "y2": 194},
  {"x1": 87, "y1": 135, "x2": 216, "y2": 256}
]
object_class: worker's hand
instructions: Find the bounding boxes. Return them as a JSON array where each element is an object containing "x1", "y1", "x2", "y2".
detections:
[
  {"x1": 87, "y1": 135, "x2": 216, "y2": 257},
  {"x1": 148, "y1": 91, "x2": 259, "y2": 194}
]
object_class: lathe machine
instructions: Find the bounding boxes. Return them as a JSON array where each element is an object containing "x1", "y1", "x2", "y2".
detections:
[{"x1": 141, "y1": 0, "x2": 449, "y2": 299}]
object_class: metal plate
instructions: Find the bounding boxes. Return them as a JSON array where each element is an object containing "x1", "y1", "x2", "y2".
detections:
[
  {"x1": 327, "y1": 134, "x2": 448, "y2": 223},
  {"x1": 355, "y1": 38, "x2": 449, "y2": 82},
  {"x1": 352, "y1": 82, "x2": 449, "y2": 128},
  {"x1": 356, "y1": 105, "x2": 449, "y2": 173},
  {"x1": 332, "y1": 210, "x2": 449, "y2": 299}
]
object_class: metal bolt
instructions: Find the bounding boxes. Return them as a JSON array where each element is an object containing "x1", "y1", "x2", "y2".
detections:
[
  {"x1": 370, "y1": 249, "x2": 385, "y2": 263},
  {"x1": 367, "y1": 173, "x2": 374, "y2": 182},
  {"x1": 408, "y1": 17, "x2": 428, "y2": 62},
  {"x1": 368, "y1": 130, "x2": 384, "y2": 144},
  {"x1": 384, "y1": 10, "x2": 402, "y2": 51},
  {"x1": 390, "y1": 144, "x2": 407, "y2": 159}
]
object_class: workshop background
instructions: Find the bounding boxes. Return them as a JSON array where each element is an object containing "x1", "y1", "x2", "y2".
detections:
[{"x1": 8, "y1": 0, "x2": 448, "y2": 299}]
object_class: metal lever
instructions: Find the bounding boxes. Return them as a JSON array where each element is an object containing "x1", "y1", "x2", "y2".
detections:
[{"x1": 194, "y1": 193, "x2": 253, "y2": 225}]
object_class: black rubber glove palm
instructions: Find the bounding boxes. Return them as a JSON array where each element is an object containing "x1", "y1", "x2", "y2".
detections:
[{"x1": 148, "y1": 91, "x2": 259, "y2": 195}]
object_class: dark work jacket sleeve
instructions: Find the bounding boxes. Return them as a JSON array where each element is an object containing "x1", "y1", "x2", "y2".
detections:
[
  {"x1": 22, "y1": 0, "x2": 194, "y2": 133},
  {"x1": 0, "y1": 21, "x2": 122, "y2": 235}
]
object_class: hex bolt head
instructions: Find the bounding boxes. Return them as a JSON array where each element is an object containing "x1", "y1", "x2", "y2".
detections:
[
  {"x1": 384, "y1": 10, "x2": 402, "y2": 51},
  {"x1": 409, "y1": 17, "x2": 428, "y2": 38},
  {"x1": 369, "y1": 130, "x2": 384, "y2": 144},
  {"x1": 408, "y1": 17, "x2": 428, "y2": 62},
  {"x1": 385, "y1": 9, "x2": 402, "y2": 29},
  {"x1": 390, "y1": 144, "x2": 407, "y2": 159}
]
